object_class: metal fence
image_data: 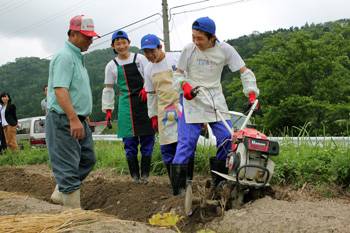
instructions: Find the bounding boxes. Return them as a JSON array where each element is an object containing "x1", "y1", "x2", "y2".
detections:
[
  {"x1": 92, "y1": 135, "x2": 122, "y2": 141},
  {"x1": 92, "y1": 135, "x2": 350, "y2": 146},
  {"x1": 268, "y1": 136, "x2": 350, "y2": 146}
]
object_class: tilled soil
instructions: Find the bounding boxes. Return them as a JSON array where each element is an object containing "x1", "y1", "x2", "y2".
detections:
[{"x1": 1, "y1": 165, "x2": 350, "y2": 233}]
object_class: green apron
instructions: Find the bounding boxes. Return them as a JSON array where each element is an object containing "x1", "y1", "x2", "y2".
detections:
[{"x1": 113, "y1": 54, "x2": 154, "y2": 138}]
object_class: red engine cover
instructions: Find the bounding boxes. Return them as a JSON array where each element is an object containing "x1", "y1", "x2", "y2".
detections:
[{"x1": 233, "y1": 128, "x2": 268, "y2": 140}]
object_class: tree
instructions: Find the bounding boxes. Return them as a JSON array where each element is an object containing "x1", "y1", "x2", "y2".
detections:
[{"x1": 225, "y1": 23, "x2": 350, "y2": 135}]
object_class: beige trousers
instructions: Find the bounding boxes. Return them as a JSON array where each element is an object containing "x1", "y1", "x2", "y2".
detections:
[{"x1": 4, "y1": 125, "x2": 19, "y2": 152}]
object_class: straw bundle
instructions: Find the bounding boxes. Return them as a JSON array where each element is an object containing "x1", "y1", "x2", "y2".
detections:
[
  {"x1": 0, "y1": 192, "x2": 147, "y2": 233},
  {"x1": 0, "y1": 191, "x2": 29, "y2": 199},
  {"x1": 0, "y1": 208, "x2": 104, "y2": 233}
]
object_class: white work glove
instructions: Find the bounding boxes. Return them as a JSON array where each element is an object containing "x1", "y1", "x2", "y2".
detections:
[
  {"x1": 147, "y1": 93, "x2": 158, "y2": 118},
  {"x1": 240, "y1": 69, "x2": 259, "y2": 97},
  {"x1": 102, "y1": 87, "x2": 115, "y2": 113},
  {"x1": 172, "y1": 72, "x2": 186, "y2": 93}
]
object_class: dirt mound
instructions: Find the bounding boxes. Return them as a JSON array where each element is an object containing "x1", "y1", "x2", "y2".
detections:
[
  {"x1": 0, "y1": 166, "x2": 204, "y2": 232},
  {"x1": 1, "y1": 165, "x2": 350, "y2": 233}
]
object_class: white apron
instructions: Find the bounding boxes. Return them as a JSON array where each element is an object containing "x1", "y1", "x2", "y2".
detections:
[
  {"x1": 183, "y1": 45, "x2": 230, "y2": 123},
  {"x1": 152, "y1": 62, "x2": 180, "y2": 145}
]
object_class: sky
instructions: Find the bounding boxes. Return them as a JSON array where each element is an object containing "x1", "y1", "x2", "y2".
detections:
[{"x1": 0, "y1": 0, "x2": 349, "y2": 66}]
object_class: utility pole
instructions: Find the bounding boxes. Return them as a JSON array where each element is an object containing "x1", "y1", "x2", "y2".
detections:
[{"x1": 162, "y1": 0, "x2": 170, "y2": 52}]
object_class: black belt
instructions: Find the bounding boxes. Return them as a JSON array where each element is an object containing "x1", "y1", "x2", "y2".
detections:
[
  {"x1": 50, "y1": 111, "x2": 87, "y2": 123},
  {"x1": 78, "y1": 115, "x2": 86, "y2": 122}
]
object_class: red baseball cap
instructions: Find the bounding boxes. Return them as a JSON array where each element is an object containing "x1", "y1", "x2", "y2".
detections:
[{"x1": 69, "y1": 15, "x2": 100, "y2": 38}]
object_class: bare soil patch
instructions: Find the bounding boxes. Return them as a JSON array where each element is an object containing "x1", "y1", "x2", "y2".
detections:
[{"x1": 1, "y1": 165, "x2": 350, "y2": 232}]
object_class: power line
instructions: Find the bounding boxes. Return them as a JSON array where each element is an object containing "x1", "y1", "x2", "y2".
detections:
[
  {"x1": 2, "y1": 0, "x2": 18, "y2": 7},
  {"x1": 170, "y1": 15, "x2": 184, "y2": 50},
  {"x1": 90, "y1": 16, "x2": 163, "y2": 49},
  {"x1": 168, "y1": 0, "x2": 209, "y2": 22},
  {"x1": 171, "y1": 0, "x2": 251, "y2": 16},
  {"x1": 168, "y1": 0, "x2": 250, "y2": 51},
  {"x1": 2, "y1": 0, "x2": 251, "y2": 71},
  {"x1": 95, "y1": 12, "x2": 162, "y2": 40},
  {"x1": 0, "y1": 0, "x2": 95, "y2": 42},
  {"x1": 0, "y1": 0, "x2": 32, "y2": 16},
  {"x1": 1, "y1": 12, "x2": 163, "y2": 71}
]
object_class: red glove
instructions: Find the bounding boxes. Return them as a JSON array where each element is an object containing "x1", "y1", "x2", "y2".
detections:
[
  {"x1": 152, "y1": 116, "x2": 158, "y2": 133},
  {"x1": 249, "y1": 92, "x2": 259, "y2": 109},
  {"x1": 139, "y1": 87, "x2": 147, "y2": 102},
  {"x1": 106, "y1": 110, "x2": 112, "y2": 129},
  {"x1": 183, "y1": 83, "x2": 196, "y2": 100}
]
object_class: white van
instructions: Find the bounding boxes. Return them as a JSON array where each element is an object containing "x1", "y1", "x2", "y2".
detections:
[
  {"x1": 197, "y1": 111, "x2": 251, "y2": 146},
  {"x1": 16, "y1": 116, "x2": 46, "y2": 148}
]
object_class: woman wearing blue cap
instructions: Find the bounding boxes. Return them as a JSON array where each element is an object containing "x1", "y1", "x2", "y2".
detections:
[
  {"x1": 172, "y1": 17, "x2": 260, "y2": 195},
  {"x1": 102, "y1": 30, "x2": 155, "y2": 183},
  {"x1": 140, "y1": 34, "x2": 195, "y2": 187}
]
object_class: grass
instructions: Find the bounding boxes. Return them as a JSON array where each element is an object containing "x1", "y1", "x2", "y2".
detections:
[
  {"x1": 0, "y1": 142, "x2": 50, "y2": 167},
  {"x1": 1, "y1": 135, "x2": 350, "y2": 195},
  {"x1": 270, "y1": 137, "x2": 350, "y2": 192}
]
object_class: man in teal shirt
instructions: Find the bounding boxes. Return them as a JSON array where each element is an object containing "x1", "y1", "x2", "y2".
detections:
[{"x1": 46, "y1": 15, "x2": 100, "y2": 209}]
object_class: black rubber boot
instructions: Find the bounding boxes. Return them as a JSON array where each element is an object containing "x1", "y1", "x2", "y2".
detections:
[
  {"x1": 210, "y1": 157, "x2": 228, "y2": 186},
  {"x1": 170, "y1": 163, "x2": 187, "y2": 196},
  {"x1": 186, "y1": 158, "x2": 194, "y2": 182},
  {"x1": 165, "y1": 163, "x2": 171, "y2": 178},
  {"x1": 127, "y1": 156, "x2": 140, "y2": 182},
  {"x1": 141, "y1": 156, "x2": 152, "y2": 182}
]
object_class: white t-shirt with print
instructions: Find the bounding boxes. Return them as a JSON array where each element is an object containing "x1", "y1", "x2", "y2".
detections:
[
  {"x1": 144, "y1": 52, "x2": 180, "y2": 92},
  {"x1": 177, "y1": 41, "x2": 245, "y2": 73}
]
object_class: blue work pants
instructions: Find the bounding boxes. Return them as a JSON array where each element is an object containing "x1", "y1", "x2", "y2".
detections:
[
  {"x1": 173, "y1": 95, "x2": 232, "y2": 164},
  {"x1": 122, "y1": 135, "x2": 155, "y2": 158}
]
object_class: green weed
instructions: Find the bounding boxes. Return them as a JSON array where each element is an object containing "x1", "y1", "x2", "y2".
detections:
[{"x1": 0, "y1": 142, "x2": 50, "y2": 166}]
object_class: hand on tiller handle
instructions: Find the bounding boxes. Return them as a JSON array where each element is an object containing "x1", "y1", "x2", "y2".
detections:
[
  {"x1": 246, "y1": 93, "x2": 263, "y2": 117},
  {"x1": 139, "y1": 87, "x2": 147, "y2": 102},
  {"x1": 152, "y1": 116, "x2": 158, "y2": 133},
  {"x1": 249, "y1": 92, "x2": 260, "y2": 109},
  {"x1": 183, "y1": 83, "x2": 197, "y2": 100},
  {"x1": 106, "y1": 110, "x2": 112, "y2": 129}
]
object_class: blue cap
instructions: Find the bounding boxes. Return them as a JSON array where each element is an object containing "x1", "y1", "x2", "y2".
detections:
[
  {"x1": 192, "y1": 16, "x2": 219, "y2": 42},
  {"x1": 140, "y1": 34, "x2": 160, "y2": 50},
  {"x1": 192, "y1": 17, "x2": 216, "y2": 34},
  {"x1": 111, "y1": 30, "x2": 129, "y2": 54},
  {"x1": 111, "y1": 30, "x2": 129, "y2": 43}
]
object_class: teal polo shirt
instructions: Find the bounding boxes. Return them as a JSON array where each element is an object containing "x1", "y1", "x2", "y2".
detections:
[{"x1": 47, "y1": 41, "x2": 93, "y2": 116}]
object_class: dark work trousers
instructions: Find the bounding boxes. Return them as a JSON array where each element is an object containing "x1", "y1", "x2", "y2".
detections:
[
  {"x1": 46, "y1": 111, "x2": 97, "y2": 194},
  {"x1": 0, "y1": 125, "x2": 7, "y2": 152}
]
